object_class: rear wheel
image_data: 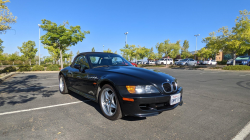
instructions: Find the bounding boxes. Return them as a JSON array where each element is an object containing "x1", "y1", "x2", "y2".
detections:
[
  {"x1": 161, "y1": 62, "x2": 163, "y2": 65},
  {"x1": 59, "y1": 75, "x2": 68, "y2": 94},
  {"x1": 99, "y1": 84, "x2": 122, "y2": 120}
]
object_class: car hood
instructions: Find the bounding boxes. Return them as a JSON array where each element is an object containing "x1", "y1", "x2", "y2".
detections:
[{"x1": 95, "y1": 66, "x2": 175, "y2": 84}]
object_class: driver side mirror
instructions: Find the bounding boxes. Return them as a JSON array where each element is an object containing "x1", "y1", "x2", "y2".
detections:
[{"x1": 74, "y1": 64, "x2": 81, "y2": 70}]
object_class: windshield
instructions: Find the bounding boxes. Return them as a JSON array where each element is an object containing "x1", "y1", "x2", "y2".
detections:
[
  {"x1": 180, "y1": 59, "x2": 188, "y2": 61},
  {"x1": 88, "y1": 53, "x2": 132, "y2": 68},
  {"x1": 236, "y1": 56, "x2": 249, "y2": 60}
]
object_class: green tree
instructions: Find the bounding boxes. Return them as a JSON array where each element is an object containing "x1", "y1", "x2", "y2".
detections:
[
  {"x1": 40, "y1": 19, "x2": 90, "y2": 69},
  {"x1": 204, "y1": 10, "x2": 250, "y2": 65},
  {"x1": 18, "y1": 41, "x2": 37, "y2": 65},
  {"x1": 69, "y1": 51, "x2": 73, "y2": 63},
  {"x1": 181, "y1": 40, "x2": 190, "y2": 59},
  {"x1": 197, "y1": 48, "x2": 212, "y2": 60},
  {"x1": 120, "y1": 44, "x2": 136, "y2": 61},
  {"x1": 156, "y1": 39, "x2": 181, "y2": 59},
  {"x1": 0, "y1": 0, "x2": 17, "y2": 32},
  {"x1": 0, "y1": 39, "x2": 4, "y2": 53},
  {"x1": 77, "y1": 50, "x2": 80, "y2": 55},
  {"x1": 91, "y1": 47, "x2": 95, "y2": 52},
  {"x1": 103, "y1": 48, "x2": 112, "y2": 53}
]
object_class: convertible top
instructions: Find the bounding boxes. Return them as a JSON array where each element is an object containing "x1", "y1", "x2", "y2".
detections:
[{"x1": 79, "y1": 52, "x2": 115, "y2": 55}]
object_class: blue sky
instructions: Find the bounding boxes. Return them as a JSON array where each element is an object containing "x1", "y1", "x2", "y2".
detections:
[{"x1": 1, "y1": 0, "x2": 250, "y2": 59}]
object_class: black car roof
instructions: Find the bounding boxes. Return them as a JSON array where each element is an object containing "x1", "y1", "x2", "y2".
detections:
[{"x1": 79, "y1": 52, "x2": 116, "y2": 55}]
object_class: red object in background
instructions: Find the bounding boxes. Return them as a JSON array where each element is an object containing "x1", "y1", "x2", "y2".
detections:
[{"x1": 129, "y1": 62, "x2": 137, "y2": 67}]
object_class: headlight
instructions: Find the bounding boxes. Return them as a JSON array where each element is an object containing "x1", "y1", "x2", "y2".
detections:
[{"x1": 126, "y1": 85, "x2": 159, "y2": 94}]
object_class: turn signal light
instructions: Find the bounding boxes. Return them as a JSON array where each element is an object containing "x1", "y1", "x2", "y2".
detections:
[
  {"x1": 122, "y1": 97, "x2": 134, "y2": 102},
  {"x1": 126, "y1": 86, "x2": 135, "y2": 93}
]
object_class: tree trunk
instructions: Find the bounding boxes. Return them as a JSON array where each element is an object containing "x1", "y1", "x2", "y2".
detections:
[
  {"x1": 233, "y1": 52, "x2": 236, "y2": 66},
  {"x1": 59, "y1": 45, "x2": 63, "y2": 69}
]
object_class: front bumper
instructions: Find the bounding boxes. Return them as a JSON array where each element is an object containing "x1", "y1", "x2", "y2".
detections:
[{"x1": 120, "y1": 87, "x2": 183, "y2": 117}]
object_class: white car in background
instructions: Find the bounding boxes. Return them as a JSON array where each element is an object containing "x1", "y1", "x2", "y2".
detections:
[
  {"x1": 174, "y1": 59, "x2": 182, "y2": 65},
  {"x1": 157, "y1": 58, "x2": 173, "y2": 65},
  {"x1": 148, "y1": 60, "x2": 155, "y2": 65},
  {"x1": 203, "y1": 60, "x2": 217, "y2": 65},
  {"x1": 227, "y1": 59, "x2": 233, "y2": 66}
]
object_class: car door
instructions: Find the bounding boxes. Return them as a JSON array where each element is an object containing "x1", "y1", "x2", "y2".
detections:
[{"x1": 72, "y1": 55, "x2": 97, "y2": 96}]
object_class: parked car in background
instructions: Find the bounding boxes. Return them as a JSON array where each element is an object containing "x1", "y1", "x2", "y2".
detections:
[
  {"x1": 227, "y1": 59, "x2": 233, "y2": 66},
  {"x1": 148, "y1": 60, "x2": 155, "y2": 65},
  {"x1": 157, "y1": 58, "x2": 173, "y2": 65},
  {"x1": 59, "y1": 52, "x2": 183, "y2": 120},
  {"x1": 129, "y1": 62, "x2": 137, "y2": 67},
  {"x1": 174, "y1": 59, "x2": 182, "y2": 65},
  {"x1": 197, "y1": 60, "x2": 204, "y2": 65},
  {"x1": 176, "y1": 58, "x2": 197, "y2": 66},
  {"x1": 137, "y1": 61, "x2": 142, "y2": 65},
  {"x1": 203, "y1": 60, "x2": 217, "y2": 65},
  {"x1": 235, "y1": 56, "x2": 250, "y2": 66}
]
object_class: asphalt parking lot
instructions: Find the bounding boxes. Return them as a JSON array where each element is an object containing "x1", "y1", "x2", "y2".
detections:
[{"x1": 0, "y1": 69, "x2": 250, "y2": 140}]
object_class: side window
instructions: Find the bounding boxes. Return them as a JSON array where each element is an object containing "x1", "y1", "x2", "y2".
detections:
[
  {"x1": 190, "y1": 59, "x2": 194, "y2": 61},
  {"x1": 74, "y1": 55, "x2": 90, "y2": 69}
]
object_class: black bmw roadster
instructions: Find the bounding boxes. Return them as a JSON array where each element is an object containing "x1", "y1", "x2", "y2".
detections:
[{"x1": 59, "y1": 52, "x2": 183, "y2": 120}]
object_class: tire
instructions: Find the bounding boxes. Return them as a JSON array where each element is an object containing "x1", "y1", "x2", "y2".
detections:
[
  {"x1": 99, "y1": 84, "x2": 122, "y2": 120},
  {"x1": 194, "y1": 63, "x2": 197, "y2": 66},
  {"x1": 161, "y1": 62, "x2": 163, "y2": 65},
  {"x1": 185, "y1": 63, "x2": 188, "y2": 66},
  {"x1": 170, "y1": 62, "x2": 173, "y2": 65},
  {"x1": 59, "y1": 75, "x2": 68, "y2": 94}
]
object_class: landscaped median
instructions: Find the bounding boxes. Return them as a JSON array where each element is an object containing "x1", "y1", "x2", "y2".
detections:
[
  {"x1": 222, "y1": 65, "x2": 250, "y2": 70},
  {"x1": 141, "y1": 64, "x2": 250, "y2": 71},
  {"x1": 0, "y1": 64, "x2": 63, "y2": 75}
]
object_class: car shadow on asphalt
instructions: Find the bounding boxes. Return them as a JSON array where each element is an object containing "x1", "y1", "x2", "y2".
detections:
[
  {"x1": 0, "y1": 74, "x2": 57, "y2": 106},
  {"x1": 68, "y1": 90, "x2": 147, "y2": 121}
]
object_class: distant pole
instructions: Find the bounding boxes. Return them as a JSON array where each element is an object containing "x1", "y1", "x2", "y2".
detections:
[
  {"x1": 194, "y1": 34, "x2": 200, "y2": 60},
  {"x1": 124, "y1": 32, "x2": 128, "y2": 46},
  {"x1": 38, "y1": 24, "x2": 41, "y2": 65},
  {"x1": 103, "y1": 45, "x2": 104, "y2": 52}
]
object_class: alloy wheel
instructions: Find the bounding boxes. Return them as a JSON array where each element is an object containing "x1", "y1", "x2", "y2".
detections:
[
  {"x1": 59, "y1": 77, "x2": 64, "y2": 92},
  {"x1": 101, "y1": 88, "x2": 117, "y2": 116}
]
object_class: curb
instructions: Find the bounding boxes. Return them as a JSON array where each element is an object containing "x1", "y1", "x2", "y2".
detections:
[{"x1": 0, "y1": 72, "x2": 17, "y2": 83}]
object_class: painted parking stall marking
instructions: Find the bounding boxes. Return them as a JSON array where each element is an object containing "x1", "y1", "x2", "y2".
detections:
[{"x1": 0, "y1": 101, "x2": 90, "y2": 116}]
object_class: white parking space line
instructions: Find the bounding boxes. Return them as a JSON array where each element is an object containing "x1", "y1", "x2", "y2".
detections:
[
  {"x1": 0, "y1": 101, "x2": 90, "y2": 116},
  {"x1": 232, "y1": 121, "x2": 250, "y2": 140},
  {"x1": 239, "y1": 75, "x2": 246, "y2": 77}
]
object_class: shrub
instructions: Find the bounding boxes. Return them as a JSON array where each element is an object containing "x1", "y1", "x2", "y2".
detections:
[
  {"x1": 223, "y1": 65, "x2": 250, "y2": 70},
  {"x1": 210, "y1": 67, "x2": 222, "y2": 69},
  {"x1": 46, "y1": 65, "x2": 59, "y2": 71},
  {"x1": 2, "y1": 66, "x2": 17, "y2": 73},
  {"x1": 32, "y1": 65, "x2": 44, "y2": 71},
  {"x1": 217, "y1": 60, "x2": 227, "y2": 65},
  {"x1": 18, "y1": 65, "x2": 31, "y2": 72}
]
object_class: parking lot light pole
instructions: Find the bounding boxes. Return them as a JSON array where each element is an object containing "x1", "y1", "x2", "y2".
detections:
[
  {"x1": 38, "y1": 24, "x2": 41, "y2": 65},
  {"x1": 124, "y1": 32, "x2": 128, "y2": 46},
  {"x1": 103, "y1": 45, "x2": 104, "y2": 52},
  {"x1": 194, "y1": 34, "x2": 200, "y2": 60}
]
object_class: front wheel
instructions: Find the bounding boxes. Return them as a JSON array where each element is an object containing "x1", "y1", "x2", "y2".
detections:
[
  {"x1": 194, "y1": 63, "x2": 197, "y2": 66},
  {"x1": 99, "y1": 84, "x2": 122, "y2": 120},
  {"x1": 59, "y1": 75, "x2": 68, "y2": 94}
]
